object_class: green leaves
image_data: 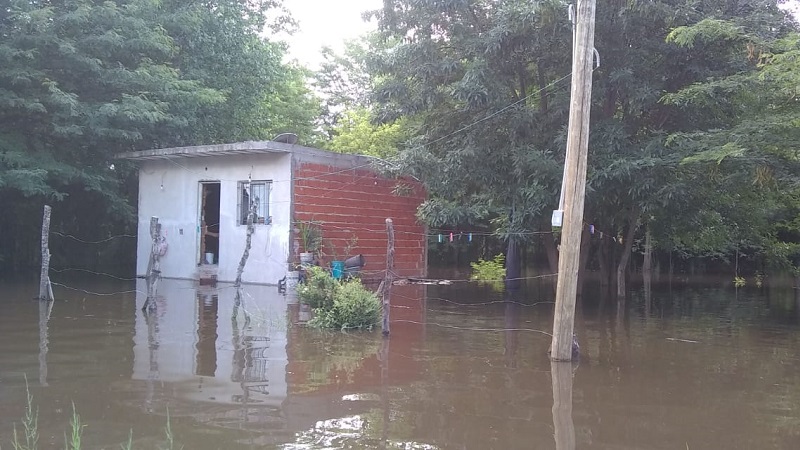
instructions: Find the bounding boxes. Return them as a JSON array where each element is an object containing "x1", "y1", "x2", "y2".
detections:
[{"x1": 0, "y1": 0, "x2": 321, "y2": 273}]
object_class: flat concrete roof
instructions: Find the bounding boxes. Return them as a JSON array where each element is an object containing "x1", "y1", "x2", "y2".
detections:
[
  {"x1": 117, "y1": 141, "x2": 296, "y2": 161},
  {"x1": 117, "y1": 141, "x2": 378, "y2": 169}
]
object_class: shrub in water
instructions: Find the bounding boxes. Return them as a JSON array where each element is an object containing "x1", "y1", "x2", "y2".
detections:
[
  {"x1": 297, "y1": 266, "x2": 337, "y2": 310},
  {"x1": 471, "y1": 254, "x2": 506, "y2": 283},
  {"x1": 298, "y1": 268, "x2": 380, "y2": 330}
]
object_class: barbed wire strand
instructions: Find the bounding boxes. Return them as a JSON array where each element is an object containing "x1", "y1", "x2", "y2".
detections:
[
  {"x1": 50, "y1": 282, "x2": 144, "y2": 297},
  {"x1": 51, "y1": 231, "x2": 136, "y2": 244},
  {"x1": 50, "y1": 267, "x2": 138, "y2": 281},
  {"x1": 392, "y1": 319, "x2": 553, "y2": 336}
]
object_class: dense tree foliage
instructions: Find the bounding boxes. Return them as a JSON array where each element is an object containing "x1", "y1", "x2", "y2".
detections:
[
  {"x1": 359, "y1": 0, "x2": 798, "y2": 289},
  {"x1": 0, "y1": 0, "x2": 318, "y2": 274},
  {"x1": 312, "y1": 35, "x2": 412, "y2": 156}
]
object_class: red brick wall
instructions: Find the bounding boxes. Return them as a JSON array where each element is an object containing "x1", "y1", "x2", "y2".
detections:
[{"x1": 292, "y1": 162, "x2": 427, "y2": 279}]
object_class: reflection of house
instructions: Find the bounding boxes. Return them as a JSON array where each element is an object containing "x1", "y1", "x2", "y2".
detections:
[
  {"x1": 132, "y1": 280, "x2": 288, "y2": 407},
  {"x1": 131, "y1": 280, "x2": 427, "y2": 440},
  {"x1": 119, "y1": 141, "x2": 427, "y2": 284}
]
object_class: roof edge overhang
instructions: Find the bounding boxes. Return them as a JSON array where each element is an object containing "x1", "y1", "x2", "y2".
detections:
[{"x1": 117, "y1": 140, "x2": 294, "y2": 161}]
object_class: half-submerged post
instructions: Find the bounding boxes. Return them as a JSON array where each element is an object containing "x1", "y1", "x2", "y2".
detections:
[
  {"x1": 381, "y1": 218, "x2": 395, "y2": 336},
  {"x1": 550, "y1": 0, "x2": 597, "y2": 361},
  {"x1": 551, "y1": 361, "x2": 577, "y2": 450},
  {"x1": 235, "y1": 201, "x2": 258, "y2": 287},
  {"x1": 39, "y1": 205, "x2": 52, "y2": 301},
  {"x1": 145, "y1": 217, "x2": 161, "y2": 301}
]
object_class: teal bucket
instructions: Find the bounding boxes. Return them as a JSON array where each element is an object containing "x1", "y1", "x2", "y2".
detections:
[{"x1": 331, "y1": 261, "x2": 345, "y2": 280}]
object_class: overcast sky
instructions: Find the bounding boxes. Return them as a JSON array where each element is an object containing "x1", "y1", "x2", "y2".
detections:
[
  {"x1": 281, "y1": 0, "x2": 382, "y2": 68},
  {"x1": 280, "y1": 0, "x2": 800, "y2": 69}
]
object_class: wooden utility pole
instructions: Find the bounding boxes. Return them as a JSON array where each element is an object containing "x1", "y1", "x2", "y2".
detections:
[
  {"x1": 550, "y1": 0, "x2": 597, "y2": 361},
  {"x1": 381, "y1": 218, "x2": 395, "y2": 336},
  {"x1": 551, "y1": 361, "x2": 576, "y2": 450},
  {"x1": 39, "y1": 205, "x2": 52, "y2": 301}
]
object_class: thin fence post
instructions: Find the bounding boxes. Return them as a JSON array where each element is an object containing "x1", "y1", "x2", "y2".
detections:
[
  {"x1": 146, "y1": 217, "x2": 161, "y2": 301},
  {"x1": 235, "y1": 201, "x2": 258, "y2": 287},
  {"x1": 39, "y1": 205, "x2": 52, "y2": 301},
  {"x1": 381, "y1": 218, "x2": 395, "y2": 336}
]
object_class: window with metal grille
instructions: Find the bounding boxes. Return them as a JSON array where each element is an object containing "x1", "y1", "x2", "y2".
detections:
[{"x1": 238, "y1": 180, "x2": 272, "y2": 225}]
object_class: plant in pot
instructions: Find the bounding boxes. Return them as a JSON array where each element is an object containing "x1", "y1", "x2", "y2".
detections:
[
  {"x1": 297, "y1": 220, "x2": 322, "y2": 267},
  {"x1": 326, "y1": 234, "x2": 358, "y2": 280}
]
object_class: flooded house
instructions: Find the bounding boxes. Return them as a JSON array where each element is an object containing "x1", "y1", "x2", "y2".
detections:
[{"x1": 119, "y1": 140, "x2": 427, "y2": 285}]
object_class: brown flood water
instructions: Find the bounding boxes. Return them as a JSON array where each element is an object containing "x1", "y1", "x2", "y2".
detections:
[{"x1": 1, "y1": 276, "x2": 800, "y2": 449}]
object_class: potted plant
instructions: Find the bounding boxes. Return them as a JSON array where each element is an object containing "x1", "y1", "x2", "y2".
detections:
[
  {"x1": 326, "y1": 234, "x2": 358, "y2": 280},
  {"x1": 297, "y1": 220, "x2": 322, "y2": 266}
]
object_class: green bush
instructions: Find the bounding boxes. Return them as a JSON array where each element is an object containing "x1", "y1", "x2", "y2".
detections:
[
  {"x1": 298, "y1": 268, "x2": 381, "y2": 330},
  {"x1": 297, "y1": 266, "x2": 337, "y2": 310},
  {"x1": 470, "y1": 253, "x2": 506, "y2": 283}
]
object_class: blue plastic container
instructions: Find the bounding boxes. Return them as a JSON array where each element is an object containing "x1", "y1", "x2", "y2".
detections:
[{"x1": 331, "y1": 261, "x2": 345, "y2": 279}]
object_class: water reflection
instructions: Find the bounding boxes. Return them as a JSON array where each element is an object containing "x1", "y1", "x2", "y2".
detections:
[
  {"x1": 38, "y1": 299, "x2": 52, "y2": 387},
  {"x1": 4, "y1": 277, "x2": 800, "y2": 448},
  {"x1": 551, "y1": 361, "x2": 576, "y2": 450}
]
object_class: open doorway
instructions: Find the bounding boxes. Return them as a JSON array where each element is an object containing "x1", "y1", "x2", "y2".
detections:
[{"x1": 200, "y1": 182, "x2": 220, "y2": 265}]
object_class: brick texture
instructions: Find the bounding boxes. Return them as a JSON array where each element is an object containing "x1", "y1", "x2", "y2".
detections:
[{"x1": 293, "y1": 162, "x2": 427, "y2": 279}]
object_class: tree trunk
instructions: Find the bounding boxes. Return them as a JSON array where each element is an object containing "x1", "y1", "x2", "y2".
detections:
[
  {"x1": 616, "y1": 208, "x2": 640, "y2": 298},
  {"x1": 598, "y1": 236, "x2": 610, "y2": 287},
  {"x1": 506, "y1": 236, "x2": 521, "y2": 291},
  {"x1": 577, "y1": 226, "x2": 592, "y2": 288},
  {"x1": 543, "y1": 230, "x2": 559, "y2": 275},
  {"x1": 642, "y1": 224, "x2": 653, "y2": 283}
]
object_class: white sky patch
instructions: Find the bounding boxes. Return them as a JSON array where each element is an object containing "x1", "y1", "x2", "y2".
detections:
[
  {"x1": 279, "y1": 0, "x2": 382, "y2": 68},
  {"x1": 274, "y1": 0, "x2": 800, "y2": 68}
]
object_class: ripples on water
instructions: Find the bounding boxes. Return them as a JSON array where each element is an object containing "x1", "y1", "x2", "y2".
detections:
[{"x1": 0, "y1": 276, "x2": 799, "y2": 449}]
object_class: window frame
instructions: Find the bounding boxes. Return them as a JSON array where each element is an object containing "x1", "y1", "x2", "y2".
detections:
[{"x1": 237, "y1": 180, "x2": 272, "y2": 226}]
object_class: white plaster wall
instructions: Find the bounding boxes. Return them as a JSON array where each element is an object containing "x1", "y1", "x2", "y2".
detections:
[
  {"x1": 132, "y1": 279, "x2": 288, "y2": 407},
  {"x1": 136, "y1": 153, "x2": 292, "y2": 284}
]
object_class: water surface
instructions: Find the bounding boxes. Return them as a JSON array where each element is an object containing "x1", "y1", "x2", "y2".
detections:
[{"x1": 1, "y1": 276, "x2": 799, "y2": 449}]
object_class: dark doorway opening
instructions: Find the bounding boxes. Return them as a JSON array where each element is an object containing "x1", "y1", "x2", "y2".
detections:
[{"x1": 200, "y1": 182, "x2": 221, "y2": 265}]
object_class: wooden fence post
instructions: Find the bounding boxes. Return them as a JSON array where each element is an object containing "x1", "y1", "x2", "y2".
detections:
[
  {"x1": 39, "y1": 205, "x2": 52, "y2": 301},
  {"x1": 235, "y1": 202, "x2": 258, "y2": 287},
  {"x1": 146, "y1": 217, "x2": 161, "y2": 300},
  {"x1": 381, "y1": 218, "x2": 395, "y2": 336}
]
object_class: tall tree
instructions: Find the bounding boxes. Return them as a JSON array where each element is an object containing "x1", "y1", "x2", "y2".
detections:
[
  {"x1": 368, "y1": 0, "x2": 572, "y2": 281},
  {"x1": 0, "y1": 0, "x2": 319, "y2": 274}
]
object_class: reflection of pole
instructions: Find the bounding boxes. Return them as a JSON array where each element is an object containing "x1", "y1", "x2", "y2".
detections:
[
  {"x1": 551, "y1": 0, "x2": 597, "y2": 361},
  {"x1": 143, "y1": 306, "x2": 160, "y2": 413},
  {"x1": 38, "y1": 300, "x2": 52, "y2": 386},
  {"x1": 381, "y1": 219, "x2": 395, "y2": 336},
  {"x1": 379, "y1": 335, "x2": 390, "y2": 449},
  {"x1": 232, "y1": 289, "x2": 250, "y2": 418},
  {"x1": 551, "y1": 362, "x2": 576, "y2": 450},
  {"x1": 504, "y1": 299, "x2": 520, "y2": 369}
]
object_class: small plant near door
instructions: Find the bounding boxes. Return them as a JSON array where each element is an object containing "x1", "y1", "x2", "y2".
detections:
[{"x1": 297, "y1": 220, "x2": 323, "y2": 264}]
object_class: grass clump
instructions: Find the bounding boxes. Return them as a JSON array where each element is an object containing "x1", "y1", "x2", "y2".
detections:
[
  {"x1": 471, "y1": 254, "x2": 506, "y2": 283},
  {"x1": 64, "y1": 402, "x2": 85, "y2": 450},
  {"x1": 298, "y1": 267, "x2": 380, "y2": 330},
  {"x1": 12, "y1": 376, "x2": 38, "y2": 450}
]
